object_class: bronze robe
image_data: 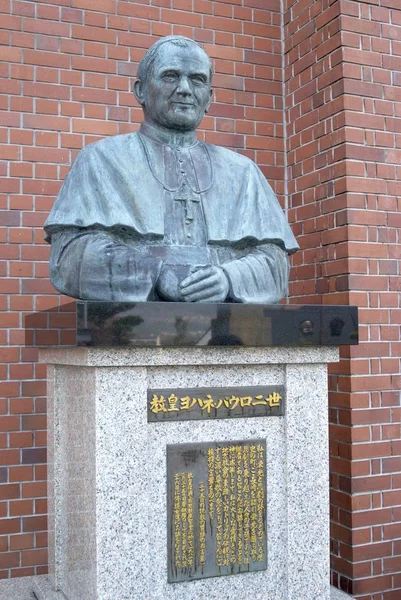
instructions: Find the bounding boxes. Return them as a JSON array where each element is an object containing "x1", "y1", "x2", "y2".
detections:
[{"x1": 44, "y1": 125, "x2": 299, "y2": 303}]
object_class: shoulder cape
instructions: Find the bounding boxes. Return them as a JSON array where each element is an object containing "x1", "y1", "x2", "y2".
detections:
[{"x1": 44, "y1": 132, "x2": 299, "y2": 253}]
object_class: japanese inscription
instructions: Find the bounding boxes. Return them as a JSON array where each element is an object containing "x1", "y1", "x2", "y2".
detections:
[
  {"x1": 148, "y1": 386, "x2": 285, "y2": 422},
  {"x1": 167, "y1": 440, "x2": 267, "y2": 583}
]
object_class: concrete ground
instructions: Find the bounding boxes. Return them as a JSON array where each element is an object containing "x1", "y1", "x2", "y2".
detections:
[
  {"x1": 0, "y1": 575, "x2": 354, "y2": 600},
  {"x1": 330, "y1": 588, "x2": 354, "y2": 600},
  {"x1": 0, "y1": 576, "x2": 60, "y2": 600}
]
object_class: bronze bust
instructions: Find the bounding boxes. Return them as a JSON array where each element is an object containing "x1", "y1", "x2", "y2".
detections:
[{"x1": 44, "y1": 36, "x2": 299, "y2": 303}]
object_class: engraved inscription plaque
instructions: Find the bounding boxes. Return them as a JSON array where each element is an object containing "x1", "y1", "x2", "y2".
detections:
[
  {"x1": 148, "y1": 386, "x2": 285, "y2": 422},
  {"x1": 167, "y1": 440, "x2": 267, "y2": 583}
]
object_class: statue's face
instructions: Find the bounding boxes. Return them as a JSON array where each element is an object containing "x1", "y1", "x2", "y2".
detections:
[{"x1": 139, "y1": 43, "x2": 212, "y2": 132}]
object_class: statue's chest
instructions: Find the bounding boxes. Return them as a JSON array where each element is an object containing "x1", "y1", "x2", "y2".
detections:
[
  {"x1": 163, "y1": 186, "x2": 207, "y2": 247},
  {"x1": 140, "y1": 136, "x2": 213, "y2": 247}
]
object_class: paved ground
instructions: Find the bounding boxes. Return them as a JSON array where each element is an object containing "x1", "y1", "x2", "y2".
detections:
[
  {"x1": 0, "y1": 575, "x2": 354, "y2": 600},
  {"x1": 330, "y1": 588, "x2": 354, "y2": 600},
  {"x1": 0, "y1": 575, "x2": 34, "y2": 600},
  {"x1": 0, "y1": 576, "x2": 61, "y2": 600}
]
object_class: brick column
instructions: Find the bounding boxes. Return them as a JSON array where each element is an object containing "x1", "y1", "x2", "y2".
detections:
[{"x1": 284, "y1": 1, "x2": 401, "y2": 598}]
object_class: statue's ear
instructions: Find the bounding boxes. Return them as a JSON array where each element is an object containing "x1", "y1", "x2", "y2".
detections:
[{"x1": 134, "y1": 79, "x2": 145, "y2": 106}]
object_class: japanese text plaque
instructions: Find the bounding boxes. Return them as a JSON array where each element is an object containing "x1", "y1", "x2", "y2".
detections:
[
  {"x1": 148, "y1": 386, "x2": 285, "y2": 422},
  {"x1": 167, "y1": 439, "x2": 267, "y2": 583}
]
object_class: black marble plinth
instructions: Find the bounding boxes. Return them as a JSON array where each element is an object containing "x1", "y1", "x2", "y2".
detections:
[{"x1": 76, "y1": 302, "x2": 358, "y2": 347}]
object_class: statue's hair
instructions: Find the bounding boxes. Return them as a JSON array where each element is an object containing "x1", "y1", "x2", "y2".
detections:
[{"x1": 137, "y1": 36, "x2": 213, "y2": 83}]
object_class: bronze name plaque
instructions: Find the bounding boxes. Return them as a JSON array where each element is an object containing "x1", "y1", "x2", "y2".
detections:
[
  {"x1": 167, "y1": 440, "x2": 267, "y2": 583},
  {"x1": 148, "y1": 386, "x2": 285, "y2": 422}
]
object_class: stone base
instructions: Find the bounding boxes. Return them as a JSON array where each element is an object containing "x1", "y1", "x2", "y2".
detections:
[
  {"x1": 40, "y1": 346, "x2": 339, "y2": 600},
  {"x1": 0, "y1": 576, "x2": 354, "y2": 600}
]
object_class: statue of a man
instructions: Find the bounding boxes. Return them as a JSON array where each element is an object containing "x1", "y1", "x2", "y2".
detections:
[{"x1": 44, "y1": 36, "x2": 298, "y2": 303}]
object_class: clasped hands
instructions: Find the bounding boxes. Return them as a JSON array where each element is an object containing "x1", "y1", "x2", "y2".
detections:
[
  {"x1": 181, "y1": 265, "x2": 229, "y2": 302},
  {"x1": 156, "y1": 264, "x2": 230, "y2": 302}
]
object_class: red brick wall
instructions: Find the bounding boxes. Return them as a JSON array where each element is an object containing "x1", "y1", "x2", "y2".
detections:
[
  {"x1": 0, "y1": 0, "x2": 284, "y2": 579},
  {"x1": 284, "y1": 0, "x2": 401, "y2": 598}
]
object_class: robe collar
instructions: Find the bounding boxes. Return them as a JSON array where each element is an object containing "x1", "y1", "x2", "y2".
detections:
[
  {"x1": 139, "y1": 121, "x2": 198, "y2": 148},
  {"x1": 139, "y1": 122, "x2": 213, "y2": 193}
]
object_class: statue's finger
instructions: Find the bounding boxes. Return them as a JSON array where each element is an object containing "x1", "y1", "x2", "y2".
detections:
[
  {"x1": 181, "y1": 278, "x2": 222, "y2": 298},
  {"x1": 182, "y1": 282, "x2": 221, "y2": 301},
  {"x1": 187, "y1": 292, "x2": 222, "y2": 302},
  {"x1": 181, "y1": 280, "x2": 214, "y2": 296},
  {"x1": 180, "y1": 266, "x2": 214, "y2": 288},
  {"x1": 181, "y1": 275, "x2": 218, "y2": 295}
]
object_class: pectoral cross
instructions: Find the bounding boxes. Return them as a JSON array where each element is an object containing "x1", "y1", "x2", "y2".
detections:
[{"x1": 174, "y1": 183, "x2": 200, "y2": 223}]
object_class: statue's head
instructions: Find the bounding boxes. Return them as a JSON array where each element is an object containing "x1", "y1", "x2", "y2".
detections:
[{"x1": 134, "y1": 36, "x2": 213, "y2": 132}]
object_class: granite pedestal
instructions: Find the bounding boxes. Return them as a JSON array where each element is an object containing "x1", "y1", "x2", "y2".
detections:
[{"x1": 40, "y1": 342, "x2": 339, "y2": 600}]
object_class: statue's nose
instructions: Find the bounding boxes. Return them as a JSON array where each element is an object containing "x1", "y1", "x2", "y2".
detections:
[{"x1": 176, "y1": 76, "x2": 191, "y2": 95}]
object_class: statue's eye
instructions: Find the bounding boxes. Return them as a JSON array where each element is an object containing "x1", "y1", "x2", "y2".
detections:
[
  {"x1": 162, "y1": 72, "x2": 177, "y2": 81},
  {"x1": 191, "y1": 75, "x2": 206, "y2": 85}
]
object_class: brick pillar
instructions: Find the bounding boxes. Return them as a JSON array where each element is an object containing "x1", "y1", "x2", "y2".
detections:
[{"x1": 284, "y1": 1, "x2": 401, "y2": 598}]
